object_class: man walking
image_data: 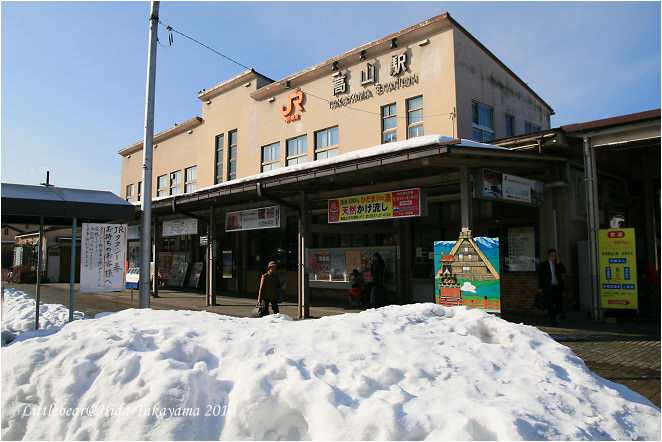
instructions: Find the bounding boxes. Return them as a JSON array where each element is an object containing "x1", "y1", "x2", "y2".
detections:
[{"x1": 538, "y1": 249, "x2": 566, "y2": 326}]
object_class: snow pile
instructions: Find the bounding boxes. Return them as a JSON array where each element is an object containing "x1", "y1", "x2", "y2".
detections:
[
  {"x1": 1, "y1": 287, "x2": 88, "y2": 345},
  {"x1": 1, "y1": 291, "x2": 660, "y2": 440}
]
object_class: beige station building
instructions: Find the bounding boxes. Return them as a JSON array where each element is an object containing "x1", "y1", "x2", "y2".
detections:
[{"x1": 118, "y1": 12, "x2": 660, "y2": 319}]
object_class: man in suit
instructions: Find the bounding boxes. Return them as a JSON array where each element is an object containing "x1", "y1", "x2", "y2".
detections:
[{"x1": 538, "y1": 249, "x2": 566, "y2": 326}]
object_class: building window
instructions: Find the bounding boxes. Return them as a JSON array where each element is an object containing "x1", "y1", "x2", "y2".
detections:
[
  {"x1": 157, "y1": 174, "x2": 168, "y2": 197},
  {"x1": 228, "y1": 130, "x2": 238, "y2": 180},
  {"x1": 137, "y1": 181, "x2": 142, "y2": 201},
  {"x1": 525, "y1": 121, "x2": 541, "y2": 134},
  {"x1": 315, "y1": 126, "x2": 339, "y2": 160},
  {"x1": 505, "y1": 114, "x2": 515, "y2": 137},
  {"x1": 472, "y1": 101, "x2": 494, "y2": 142},
  {"x1": 170, "y1": 170, "x2": 182, "y2": 195},
  {"x1": 407, "y1": 96, "x2": 424, "y2": 138},
  {"x1": 125, "y1": 183, "x2": 134, "y2": 202},
  {"x1": 215, "y1": 134, "x2": 224, "y2": 184},
  {"x1": 286, "y1": 135, "x2": 308, "y2": 166},
  {"x1": 261, "y1": 142, "x2": 280, "y2": 172},
  {"x1": 184, "y1": 166, "x2": 197, "y2": 193},
  {"x1": 382, "y1": 103, "x2": 397, "y2": 143}
]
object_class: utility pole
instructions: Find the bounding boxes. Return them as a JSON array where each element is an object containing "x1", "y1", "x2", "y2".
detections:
[{"x1": 139, "y1": 1, "x2": 159, "y2": 309}]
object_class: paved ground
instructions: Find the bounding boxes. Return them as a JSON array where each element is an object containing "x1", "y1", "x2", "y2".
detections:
[{"x1": 3, "y1": 282, "x2": 660, "y2": 407}]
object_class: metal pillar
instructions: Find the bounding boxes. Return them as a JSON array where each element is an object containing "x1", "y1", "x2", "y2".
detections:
[
  {"x1": 209, "y1": 208, "x2": 217, "y2": 306},
  {"x1": 152, "y1": 216, "x2": 159, "y2": 298},
  {"x1": 139, "y1": 0, "x2": 159, "y2": 309},
  {"x1": 583, "y1": 136, "x2": 601, "y2": 320},
  {"x1": 35, "y1": 216, "x2": 44, "y2": 330},
  {"x1": 68, "y1": 217, "x2": 77, "y2": 322},
  {"x1": 298, "y1": 192, "x2": 310, "y2": 319},
  {"x1": 459, "y1": 166, "x2": 473, "y2": 231}
]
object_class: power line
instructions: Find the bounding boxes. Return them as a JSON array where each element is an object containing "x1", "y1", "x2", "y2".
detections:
[{"x1": 158, "y1": 20, "x2": 251, "y2": 71}]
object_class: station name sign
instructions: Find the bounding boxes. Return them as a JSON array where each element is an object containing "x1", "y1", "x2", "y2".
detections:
[{"x1": 328, "y1": 188, "x2": 425, "y2": 223}]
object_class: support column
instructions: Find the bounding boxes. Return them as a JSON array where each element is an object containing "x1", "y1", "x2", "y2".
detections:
[
  {"x1": 152, "y1": 217, "x2": 159, "y2": 298},
  {"x1": 459, "y1": 166, "x2": 473, "y2": 231},
  {"x1": 35, "y1": 216, "x2": 44, "y2": 330},
  {"x1": 209, "y1": 208, "x2": 217, "y2": 306},
  {"x1": 583, "y1": 136, "x2": 601, "y2": 320},
  {"x1": 298, "y1": 192, "x2": 310, "y2": 319},
  {"x1": 69, "y1": 217, "x2": 77, "y2": 322}
]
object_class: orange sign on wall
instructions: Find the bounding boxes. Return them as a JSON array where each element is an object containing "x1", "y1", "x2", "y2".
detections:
[{"x1": 280, "y1": 91, "x2": 304, "y2": 123}]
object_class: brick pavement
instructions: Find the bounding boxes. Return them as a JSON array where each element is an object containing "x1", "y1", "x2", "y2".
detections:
[{"x1": 4, "y1": 282, "x2": 660, "y2": 407}]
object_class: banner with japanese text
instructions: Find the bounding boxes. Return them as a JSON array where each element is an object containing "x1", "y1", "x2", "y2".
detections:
[
  {"x1": 599, "y1": 228, "x2": 638, "y2": 309},
  {"x1": 80, "y1": 223, "x2": 127, "y2": 293},
  {"x1": 328, "y1": 188, "x2": 423, "y2": 223}
]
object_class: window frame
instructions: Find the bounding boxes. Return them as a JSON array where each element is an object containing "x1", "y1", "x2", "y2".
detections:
[
  {"x1": 125, "y1": 183, "x2": 134, "y2": 202},
  {"x1": 157, "y1": 174, "x2": 168, "y2": 197},
  {"x1": 505, "y1": 114, "x2": 515, "y2": 137},
  {"x1": 228, "y1": 129, "x2": 238, "y2": 181},
  {"x1": 314, "y1": 126, "x2": 339, "y2": 160},
  {"x1": 524, "y1": 121, "x2": 541, "y2": 134},
  {"x1": 184, "y1": 166, "x2": 197, "y2": 193},
  {"x1": 406, "y1": 96, "x2": 424, "y2": 139},
  {"x1": 381, "y1": 103, "x2": 397, "y2": 143},
  {"x1": 471, "y1": 101, "x2": 494, "y2": 142},
  {"x1": 170, "y1": 170, "x2": 182, "y2": 195},
  {"x1": 215, "y1": 134, "x2": 224, "y2": 184},
  {"x1": 286, "y1": 134, "x2": 308, "y2": 166},
  {"x1": 261, "y1": 142, "x2": 281, "y2": 172}
]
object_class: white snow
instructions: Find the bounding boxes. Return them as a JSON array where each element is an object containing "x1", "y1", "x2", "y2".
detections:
[
  {"x1": 1, "y1": 288, "x2": 88, "y2": 345},
  {"x1": 2, "y1": 288, "x2": 659, "y2": 440}
]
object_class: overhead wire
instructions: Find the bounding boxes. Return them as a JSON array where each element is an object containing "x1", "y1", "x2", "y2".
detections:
[{"x1": 156, "y1": 19, "x2": 455, "y2": 121}]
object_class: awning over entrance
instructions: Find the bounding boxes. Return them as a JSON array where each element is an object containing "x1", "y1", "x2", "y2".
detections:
[{"x1": 1, "y1": 183, "x2": 137, "y2": 225}]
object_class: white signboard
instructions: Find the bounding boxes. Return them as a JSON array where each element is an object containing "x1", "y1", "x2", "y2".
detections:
[
  {"x1": 225, "y1": 206, "x2": 280, "y2": 232},
  {"x1": 80, "y1": 223, "x2": 127, "y2": 293},
  {"x1": 163, "y1": 218, "x2": 199, "y2": 237},
  {"x1": 474, "y1": 169, "x2": 545, "y2": 205}
]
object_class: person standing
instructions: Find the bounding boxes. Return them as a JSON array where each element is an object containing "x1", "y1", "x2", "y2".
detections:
[
  {"x1": 258, "y1": 261, "x2": 281, "y2": 315},
  {"x1": 538, "y1": 249, "x2": 566, "y2": 326},
  {"x1": 362, "y1": 253, "x2": 386, "y2": 308}
]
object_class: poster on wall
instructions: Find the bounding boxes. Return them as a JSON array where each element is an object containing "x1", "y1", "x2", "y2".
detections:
[
  {"x1": 328, "y1": 188, "x2": 424, "y2": 223},
  {"x1": 222, "y1": 251, "x2": 233, "y2": 279},
  {"x1": 599, "y1": 228, "x2": 638, "y2": 309},
  {"x1": 188, "y1": 262, "x2": 203, "y2": 287},
  {"x1": 80, "y1": 223, "x2": 127, "y2": 293},
  {"x1": 434, "y1": 231, "x2": 501, "y2": 314},
  {"x1": 506, "y1": 227, "x2": 536, "y2": 272}
]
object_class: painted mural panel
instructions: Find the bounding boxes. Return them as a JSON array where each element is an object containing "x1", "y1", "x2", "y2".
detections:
[{"x1": 434, "y1": 230, "x2": 501, "y2": 314}]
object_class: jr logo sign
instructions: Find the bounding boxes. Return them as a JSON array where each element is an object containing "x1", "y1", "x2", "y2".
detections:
[{"x1": 280, "y1": 91, "x2": 304, "y2": 123}]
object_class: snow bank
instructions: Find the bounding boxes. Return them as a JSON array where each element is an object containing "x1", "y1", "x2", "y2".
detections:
[
  {"x1": 1, "y1": 287, "x2": 88, "y2": 345},
  {"x1": 1, "y1": 292, "x2": 659, "y2": 440}
]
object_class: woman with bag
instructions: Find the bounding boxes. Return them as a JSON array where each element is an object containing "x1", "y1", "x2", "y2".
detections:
[{"x1": 257, "y1": 261, "x2": 281, "y2": 315}]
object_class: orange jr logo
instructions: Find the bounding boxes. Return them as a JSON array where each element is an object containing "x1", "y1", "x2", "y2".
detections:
[{"x1": 280, "y1": 91, "x2": 304, "y2": 123}]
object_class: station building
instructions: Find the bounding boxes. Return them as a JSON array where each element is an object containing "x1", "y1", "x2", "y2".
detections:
[{"x1": 118, "y1": 12, "x2": 660, "y2": 318}]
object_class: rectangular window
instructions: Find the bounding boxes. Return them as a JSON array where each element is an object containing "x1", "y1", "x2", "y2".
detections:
[
  {"x1": 472, "y1": 101, "x2": 494, "y2": 142},
  {"x1": 407, "y1": 96, "x2": 423, "y2": 138},
  {"x1": 315, "y1": 126, "x2": 339, "y2": 160},
  {"x1": 382, "y1": 103, "x2": 397, "y2": 143},
  {"x1": 157, "y1": 174, "x2": 168, "y2": 197},
  {"x1": 286, "y1": 135, "x2": 308, "y2": 166},
  {"x1": 228, "y1": 130, "x2": 238, "y2": 180},
  {"x1": 505, "y1": 114, "x2": 515, "y2": 137},
  {"x1": 125, "y1": 183, "x2": 134, "y2": 202},
  {"x1": 261, "y1": 142, "x2": 281, "y2": 172},
  {"x1": 137, "y1": 181, "x2": 142, "y2": 201},
  {"x1": 215, "y1": 134, "x2": 224, "y2": 184},
  {"x1": 524, "y1": 121, "x2": 541, "y2": 134},
  {"x1": 170, "y1": 170, "x2": 182, "y2": 195},
  {"x1": 184, "y1": 166, "x2": 197, "y2": 193}
]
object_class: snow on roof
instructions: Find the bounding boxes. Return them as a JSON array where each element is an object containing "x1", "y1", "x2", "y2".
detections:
[{"x1": 149, "y1": 135, "x2": 506, "y2": 202}]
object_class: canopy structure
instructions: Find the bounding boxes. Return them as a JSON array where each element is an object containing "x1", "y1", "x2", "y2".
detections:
[
  {"x1": 1, "y1": 182, "x2": 137, "y2": 329},
  {"x1": 1, "y1": 183, "x2": 136, "y2": 225}
]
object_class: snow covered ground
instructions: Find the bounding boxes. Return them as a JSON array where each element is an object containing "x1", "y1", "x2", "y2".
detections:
[
  {"x1": 2, "y1": 287, "x2": 660, "y2": 440},
  {"x1": 1, "y1": 288, "x2": 88, "y2": 345}
]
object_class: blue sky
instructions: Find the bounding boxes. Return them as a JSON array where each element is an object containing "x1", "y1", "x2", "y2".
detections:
[{"x1": 2, "y1": 1, "x2": 660, "y2": 193}]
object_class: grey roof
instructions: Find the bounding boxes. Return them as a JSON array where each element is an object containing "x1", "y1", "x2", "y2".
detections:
[{"x1": 1, "y1": 183, "x2": 137, "y2": 225}]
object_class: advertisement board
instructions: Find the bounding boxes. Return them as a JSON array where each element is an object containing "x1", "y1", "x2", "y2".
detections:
[
  {"x1": 599, "y1": 228, "x2": 638, "y2": 309},
  {"x1": 328, "y1": 188, "x2": 424, "y2": 223},
  {"x1": 474, "y1": 169, "x2": 544, "y2": 205},
  {"x1": 80, "y1": 223, "x2": 127, "y2": 293},
  {"x1": 225, "y1": 206, "x2": 280, "y2": 232}
]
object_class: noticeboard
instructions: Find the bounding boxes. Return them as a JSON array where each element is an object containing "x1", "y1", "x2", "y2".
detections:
[{"x1": 599, "y1": 228, "x2": 638, "y2": 309}]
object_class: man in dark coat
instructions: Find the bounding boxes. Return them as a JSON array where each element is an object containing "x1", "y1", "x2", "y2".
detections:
[
  {"x1": 538, "y1": 249, "x2": 566, "y2": 326},
  {"x1": 258, "y1": 261, "x2": 281, "y2": 315}
]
